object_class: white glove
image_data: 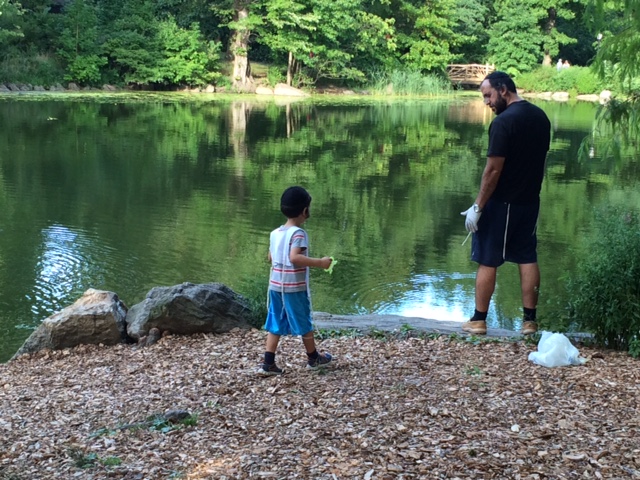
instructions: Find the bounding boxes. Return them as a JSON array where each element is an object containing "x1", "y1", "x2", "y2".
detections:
[{"x1": 461, "y1": 204, "x2": 482, "y2": 233}]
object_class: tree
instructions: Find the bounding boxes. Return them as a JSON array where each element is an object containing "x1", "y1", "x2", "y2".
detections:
[
  {"x1": 487, "y1": 0, "x2": 546, "y2": 75},
  {"x1": 255, "y1": 0, "x2": 394, "y2": 86},
  {"x1": 101, "y1": 0, "x2": 164, "y2": 85},
  {"x1": 366, "y1": 0, "x2": 459, "y2": 74},
  {"x1": 590, "y1": 0, "x2": 640, "y2": 89},
  {"x1": 257, "y1": 0, "x2": 319, "y2": 85},
  {"x1": 308, "y1": 0, "x2": 395, "y2": 84},
  {"x1": 208, "y1": 0, "x2": 263, "y2": 90},
  {"x1": 588, "y1": 0, "x2": 640, "y2": 151},
  {"x1": 57, "y1": 0, "x2": 106, "y2": 84},
  {"x1": 538, "y1": 0, "x2": 579, "y2": 66},
  {"x1": 401, "y1": 0, "x2": 460, "y2": 71},
  {"x1": 157, "y1": 17, "x2": 222, "y2": 87},
  {"x1": 0, "y1": 0, "x2": 24, "y2": 46},
  {"x1": 451, "y1": 0, "x2": 490, "y2": 64}
]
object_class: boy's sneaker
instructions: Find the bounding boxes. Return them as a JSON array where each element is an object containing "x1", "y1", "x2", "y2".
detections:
[
  {"x1": 521, "y1": 321, "x2": 538, "y2": 335},
  {"x1": 307, "y1": 352, "x2": 333, "y2": 370},
  {"x1": 257, "y1": 363, "x2": 284, "y2": 376},
  {"x1": 461, "y1": 320, "x2": 487, "y2": 335}
]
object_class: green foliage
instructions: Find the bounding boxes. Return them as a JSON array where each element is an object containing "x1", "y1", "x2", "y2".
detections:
[
  {"x1": 451, "y1": 0, "x2": 489, "y2": 63},
  {"x1": 3, "y1": 0, "x2": 629, "y2": 88},
  {"x1": 68, "y1": 448, "x2": 98, "y2": 469},
  {"x1": 400, "y1": 0, "x2": 461, "y2": 72},
  {"x1": 0, "y1": 0, "x2": 24, "y2": 46},
  {"x1": 538, "y1": 0, "x2": 578, "y2": 61},
  {"x1": 239, "y1": 274, "x2": 270, "y2": 329},
  {"x1": 487, "y1": 0, "x2": 546, "y2": 75},
  {"x1": 562, "y1": 207, "x2": 640, "y2": 355},
  {"x1": 102, "y1": 0, "x2": 164, "y2": 85},
  {"x1": 516, "y1": 66, "x2": 605, "y2": 94},
  {"x1": 399, "y1": 323, "x2": 415, "y2": 334},
  {"x1": 157, "y1": 17, "x2": 222, "y2": 86},
  {"x1": 255, "y1": 0, "x2": 395, "y2": 85},
  {"x1": 266, "y1": 66, "x2": 285, "y2": 86},
  {"x1": 147, "y1": 413, "x2": 199, "y2": 432},
  {"x1": 590, "y1": 0, "x2": 640, "y2": 91},
  {"x1": 57, "y1": 0, "x2": 106, "y2": 84},
  {"x1": 99, "y1": 456, "x2": 122, "y2": 467},
  {"x1": 315, "y1": 328, "x2": 362, "y2": 340},
  {"x1": 368, "y1": 327, "x2": 387, "y2": 339},
  {"x1": 0, "y1": 49, "x2": 63, "y2": 84},
  {"x1": 67, "y1": 447, "x2": 121, "y2": 469},
  {"x1": 465, "y1": 365, "x2": 483, "y2": 376}
]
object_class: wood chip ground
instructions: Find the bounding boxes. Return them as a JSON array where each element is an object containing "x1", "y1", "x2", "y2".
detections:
[{"x1": 1, "y1": 329, "x2": 639, "y2": 479}]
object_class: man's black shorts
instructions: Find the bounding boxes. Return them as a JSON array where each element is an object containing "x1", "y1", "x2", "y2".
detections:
[{"x1": 471, "y1": 198, "x2": 539, "y2": 267}]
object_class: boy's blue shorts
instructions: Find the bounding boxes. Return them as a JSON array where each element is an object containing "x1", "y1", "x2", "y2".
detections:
[
  {"x1": 471, "y1": 199, "x2": 539, "y2": 267},
  {"x1": 265, "y1": 290, "x2": 313, "y2": 336}
]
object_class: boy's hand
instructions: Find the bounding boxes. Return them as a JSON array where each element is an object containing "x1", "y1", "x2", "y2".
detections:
[{"x1": 319, "y1": 257, "x2": 333, "y2": 269}]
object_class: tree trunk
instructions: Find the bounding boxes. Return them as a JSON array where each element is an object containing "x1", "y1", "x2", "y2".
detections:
[
  {"x1": 542, "y1": 8, "x2": 557, "y2": 66},
  {"x1": 287, "y1": 52, "x2": 295, "y2": 86},
  {"x1": 231, "y1": 7, "x2": 252, "y2": 90}
]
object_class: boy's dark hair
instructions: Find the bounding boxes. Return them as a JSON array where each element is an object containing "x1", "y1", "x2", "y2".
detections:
[
  {"x1": 281, "y1": 186, "x2": 312, "y2": 218},
  {"x1": 484, "y1": 71, "x2": 517, "y2": 93}
]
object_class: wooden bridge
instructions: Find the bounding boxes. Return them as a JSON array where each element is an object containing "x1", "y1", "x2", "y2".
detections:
[{"x1": 446, "y1": 64, "x2": 495, "y2": 87}]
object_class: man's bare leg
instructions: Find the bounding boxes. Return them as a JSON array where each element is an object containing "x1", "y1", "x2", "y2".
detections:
[
  {"x1": 475, "y1": 264, "x2": 497, "y2": 312},
  {"x1": 463, "y1": 264, "x2": 497, "y2": 334},
  {"x1": 518, "y1": 262, "x2": 540, "y2": 309}
]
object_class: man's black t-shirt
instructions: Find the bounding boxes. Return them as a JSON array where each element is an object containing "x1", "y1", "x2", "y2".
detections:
[{"x1": 487, "y1": 100, "x2": 551, "y2": 204}]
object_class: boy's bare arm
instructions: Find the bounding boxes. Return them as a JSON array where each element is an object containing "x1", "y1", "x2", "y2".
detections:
[{"x1": 290, "y1": 247, "x2": 332, "y2": 269}]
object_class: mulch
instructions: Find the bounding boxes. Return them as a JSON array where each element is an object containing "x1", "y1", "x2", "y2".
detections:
[{"x1": 1, "y1": 329, "x2": 638, "y2": 479}]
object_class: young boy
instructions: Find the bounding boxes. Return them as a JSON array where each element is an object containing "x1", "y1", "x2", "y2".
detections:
[{"x1": 258, "y1": 186, "x2": 334, "y2": 376}]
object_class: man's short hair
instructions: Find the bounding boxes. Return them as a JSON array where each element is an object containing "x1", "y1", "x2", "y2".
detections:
[
  {"x1": 484, "y1": 71, "x2": 517, "y2": 93},
  {"x1": 281, "y1": 186, "x2": 312, "y2": 218}
]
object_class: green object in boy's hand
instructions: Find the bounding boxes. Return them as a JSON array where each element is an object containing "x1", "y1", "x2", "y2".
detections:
[{"x1": 325, "y1": 256, "x2": 337, "y2": 274}]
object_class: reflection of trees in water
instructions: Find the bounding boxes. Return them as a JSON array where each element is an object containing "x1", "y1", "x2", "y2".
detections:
[
  {"x1": 590, "y1": 99, "x2": 640, "y2": 161},
  {"x1": 446, "y1": 99, "x2": 492, "y2": 124}
]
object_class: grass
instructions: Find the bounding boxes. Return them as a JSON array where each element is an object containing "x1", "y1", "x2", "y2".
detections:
[
  {"x1": 465, "y1": 365, "x2": 483, "y2": 376},
  {"x1": 0, "y1": 51, "x2": 65, "y2": 86},
  {"x1": 368, "y1": 69, "x2": 452, "y2": 96}
]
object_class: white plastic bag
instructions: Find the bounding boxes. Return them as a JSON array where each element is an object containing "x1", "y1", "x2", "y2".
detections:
[{"x1": 528, "y1": 331, "x2": 588, "y2": 367}]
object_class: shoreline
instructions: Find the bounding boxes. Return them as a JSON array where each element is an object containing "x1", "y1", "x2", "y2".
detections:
[{"x1": 312, "y1": 312, "x2": 520, "y2": 337}]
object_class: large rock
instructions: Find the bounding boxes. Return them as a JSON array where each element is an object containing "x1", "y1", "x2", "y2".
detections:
[
  {"x1": 273, "y1": 83, "x2": 309, "y2": 97},
  {"x1": 13, "y1": 289, "x2": 129, "y2": 358},
  {"x1": 255, "y1": 85, "x2": 274, "y2": 95},
  {"x1": 126, "y1": 282, "x2": 251, "y2": 339},
  {"x1": 599, "y1": 90, "x2": 612, "y2": 103},
  {"x1": 576, "y1": 94, "x2": 599, "y2": 102}
]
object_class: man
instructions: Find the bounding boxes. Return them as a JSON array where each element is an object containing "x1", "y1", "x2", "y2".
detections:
[{"x1": 460, "y1": 71, "x2": 551, "y2": 336}]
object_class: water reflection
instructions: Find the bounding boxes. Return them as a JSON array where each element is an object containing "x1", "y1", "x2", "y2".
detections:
[
  {"x1": 376, "y1": 272, "x2": 474, "y2": 321},
  {"x1": 30, "y1": 225, "x2": 113, "y2": 319}
]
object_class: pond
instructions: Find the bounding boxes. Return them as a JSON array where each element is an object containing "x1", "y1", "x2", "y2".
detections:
[{"x1": 0, "y1": 92, "x2": 638, "y2": 362}]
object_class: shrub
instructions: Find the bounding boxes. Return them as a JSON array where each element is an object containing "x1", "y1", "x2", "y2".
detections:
[
  {"x1": 516, "y1": 66, "x2": 556, "y2": 92},
  {"x1": 239, "y1": 275, "x2": 269, "y2": 329},
  {"x1": 562, "y1": 206, "x2": 640, "y2": 356},
  {"x1": 266, "y1": 66, "x2": 285, "y2": 87},
  {"x1": 0, "y1": 49, "x2": 64, "y2": 85},
  {"x1": 515, "y1": 66, "x2": 604, "y2": 95}
]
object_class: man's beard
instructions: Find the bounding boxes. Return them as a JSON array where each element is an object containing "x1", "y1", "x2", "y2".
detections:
[{"x1": 494, "y1": 96, "x2": 507, "y2": 114}]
